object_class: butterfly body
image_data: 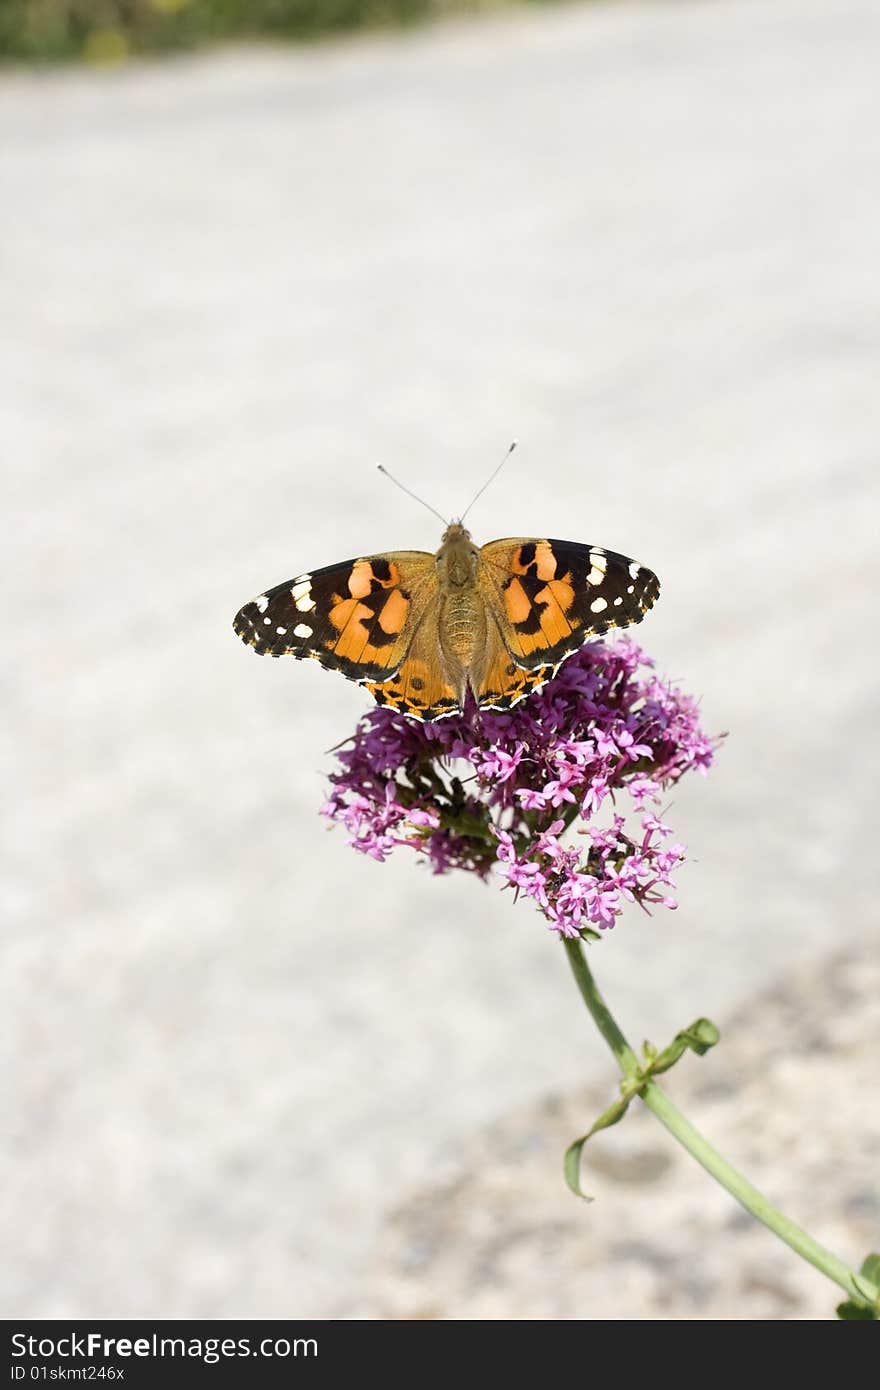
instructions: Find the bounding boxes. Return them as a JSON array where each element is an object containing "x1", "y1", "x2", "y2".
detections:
[
  {"x1": 432, "y1": 523, "x2": 491, "y2": 694},
  {"x1": 233, "y1": 523, "x2": 659, "y2": 721}
]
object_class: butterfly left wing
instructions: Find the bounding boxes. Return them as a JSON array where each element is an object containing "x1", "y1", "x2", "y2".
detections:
[
  {"x1": 233, "y1": 551, "x2": 436, "y2": 683},
  {"x1": 360, "y1": 602, "x2": 463, "y2": 720},
  {"x1": 477, "y1": 537, "x2": 660, "y2": 683}
]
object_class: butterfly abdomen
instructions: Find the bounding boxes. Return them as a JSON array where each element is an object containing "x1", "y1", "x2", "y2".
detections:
[{"x1": 439, "y1": 587, "x2": 488, "y2": 668}]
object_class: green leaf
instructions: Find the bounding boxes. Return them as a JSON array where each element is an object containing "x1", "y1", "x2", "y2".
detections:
[
  {"x1": 859, "y1": 1253, "x2": 880, "y2": 1285},
  {"x1": 649, "y1": 1018, "x2": 720, "y2": 1075},
  {"x1": 563, "y1": 1135, "x2": 595, "y2": 1201},
  {"x1": 685, "y1": 1017, "x2": 722, "y2": 1054},
  {"x1": 836, "y1": 1300, "x2": 877, "y2": 1320},
  {"x1": 563, "y1": 1093, "x2": 635, "y2": 1199},
  {"x1": 835, "y1": 1257, "x2": 880, "y2": 1319}
]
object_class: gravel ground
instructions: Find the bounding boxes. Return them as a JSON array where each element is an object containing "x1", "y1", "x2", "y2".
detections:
[
  {"x1": 3, "y1": 0, "x2": 879, "y2": 1319},
  {"x1": 343, "y1": 943, "x2": 880, "y2": 1320}
]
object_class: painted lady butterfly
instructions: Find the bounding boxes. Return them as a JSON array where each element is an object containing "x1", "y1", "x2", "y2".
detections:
[{"x1": 233, "y1": 523, "x2": 660, "y2": 721}]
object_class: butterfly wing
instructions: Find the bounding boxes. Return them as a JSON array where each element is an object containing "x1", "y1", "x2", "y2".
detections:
[
  {"x1": 470, "y1": 633, "x2": 558, "y2": 713},
  {"x1": 233, "y1": 551, "x2": 436, "y2": 683},
  {"x1": 477, "y1": 537, "x2": 660, "y2": 688},
  {"x1": 361, "y1": 604, "x2": 462, "y2": 720}
]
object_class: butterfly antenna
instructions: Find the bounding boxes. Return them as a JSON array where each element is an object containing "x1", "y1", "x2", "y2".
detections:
[
  {"x1": 460, "y1": 439, "x2": 518, "y2": 523},
  {"x1": 376, "y1": 464, "x2": 447, "y2": 525}
]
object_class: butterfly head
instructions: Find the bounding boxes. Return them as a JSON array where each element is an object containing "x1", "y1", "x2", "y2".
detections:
[{"x1": 437, "y1": 520, "x2": 479, "y2": 587}]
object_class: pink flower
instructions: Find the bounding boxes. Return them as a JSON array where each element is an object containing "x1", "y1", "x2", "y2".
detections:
[{"x1": 322, "y1": 638, "x2": 719, "y2": 935}]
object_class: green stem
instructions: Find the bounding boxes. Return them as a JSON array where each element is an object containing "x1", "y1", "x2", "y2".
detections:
[{"x1": 562, "y1": 935, "x2": 877, "y2": 1309}]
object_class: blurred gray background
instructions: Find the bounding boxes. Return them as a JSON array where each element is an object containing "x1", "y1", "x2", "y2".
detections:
[{"x1": 4, "y1": 0, "x2": 879, "y2": 1319}]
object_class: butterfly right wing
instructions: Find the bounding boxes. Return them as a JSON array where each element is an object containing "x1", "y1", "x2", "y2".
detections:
[
  {"x1": 478, "y1": 537, "x2": 660, "y2": 676},
  {"x1": 233, "y1": 551, "x2": 437, "y2": 685}
]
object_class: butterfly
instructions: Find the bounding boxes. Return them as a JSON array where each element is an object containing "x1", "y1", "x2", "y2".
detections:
[{"x1": 233, "y1": 523, "x2": 660, "y2": 721}]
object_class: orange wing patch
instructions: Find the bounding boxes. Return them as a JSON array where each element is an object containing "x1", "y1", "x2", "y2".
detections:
[
  {"x1": 508, "y1": 539, "x2": 558, "y2": 582},
  {"x1": 502, "y1": 576, "x2": 532, "y2": 625},
  {"x1": 502, "y1": 574, "x2": 577, "y2": 655},
  {"x1": 491, "y1": 542, "x2": 578, "y2": 660},
  {"x1": 325, "y1": 559, "x2": 411, "y2": 670},
  {"x1": 475, "y1": 653, "x2": 555, "y2": 710},
  {"x1": 346, "y1": 558, "x2": 398, "y2": 599},
  {"x1": 361, "y1": 617, "x2": 460, "y2": 720},
  {"x1": 362, "y1": 658, "x2": 460, "y2": 721}
]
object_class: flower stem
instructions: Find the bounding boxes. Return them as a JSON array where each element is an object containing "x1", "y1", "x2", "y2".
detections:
[{"x1": 562, "y1": 935, "x2": 877, "y2": 1308}]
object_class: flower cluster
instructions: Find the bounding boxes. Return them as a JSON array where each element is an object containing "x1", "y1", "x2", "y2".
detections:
[{"x1": 322, "y1": 639, "x2": 717, "y2": 936}]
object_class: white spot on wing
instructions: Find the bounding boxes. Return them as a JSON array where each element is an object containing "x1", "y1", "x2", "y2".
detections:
[
  {"x1": 255, "y1": 595, "x2": 269, "y2": 613},
  {"x1": 276, "y1": 626, "x2": 287, "y2": 635},
  {"x1": 294, "y1": 622, "x2": 313, "y2": 639},
  {"x1": 587, "y1": 551, "x2": 607, "y2": 586},
  {"x1": 291, "y1": 577, "x2": 316, "y2": 613},
  {"x1": 613, "y1": 596, "x2": 623, "y2": 607},
  {"x1": 590, "y1": 596, "x2": 608, "y2": 613},
  {"x1": 628, "y1": 561, "x2": 642, "y2": 580},
  {"x1": 263, "y1": 617, "x2": 271, "y2": 625}
]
